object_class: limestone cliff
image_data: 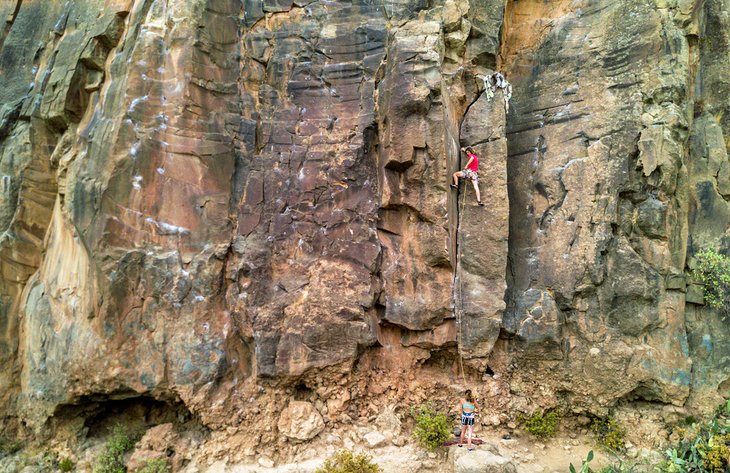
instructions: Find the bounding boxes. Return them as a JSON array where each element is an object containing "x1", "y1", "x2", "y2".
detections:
[{"x1": 0, "y1": 0, "x2": 728, "y2": 468}]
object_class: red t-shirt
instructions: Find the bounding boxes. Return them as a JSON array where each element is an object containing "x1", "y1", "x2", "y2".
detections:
[{"x1": 466, "y1": 152, "x2": 479, "y2": 172}]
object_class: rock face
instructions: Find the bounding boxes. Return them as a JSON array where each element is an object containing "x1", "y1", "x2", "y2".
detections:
[
  {"x1": 502, "y1": 0, "x2": 730, "y2": 411},
  {"x1": 0, "y1": 0, "x2": 729, "y2": 464},
  {"x1": 448, "y1": 443, "x2": 516, "y2": 473},
  {"x1": 277, "y1": 401, "x2": 325, "y2": 441}
]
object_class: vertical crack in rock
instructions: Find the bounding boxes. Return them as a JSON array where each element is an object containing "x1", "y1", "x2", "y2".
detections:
[{"x1": 2, "y1": 0, "x2": 730, "y2": 462}]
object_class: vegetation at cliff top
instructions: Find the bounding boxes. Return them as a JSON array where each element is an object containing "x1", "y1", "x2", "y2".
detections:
[
  {"x1": 93, "y1": 425, "x2": 137, "y2": 473},
  {"x1": 411, "y1": 403, "x2": 452, "y2": 451},
  {"x1": 692, "y1": 248, "x2": 730, "y2": 317},
  {"x1": 315, "y1": 450, "x2": 382, "y2": 473},
  {"x1": 517, "y1": 409, "x2": 560, "y2": 440},
  {"x1": 658, "y1": 401, "x2": 730, "y2": 473}
]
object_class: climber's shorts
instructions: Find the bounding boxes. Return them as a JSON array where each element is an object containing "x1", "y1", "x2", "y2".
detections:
[
  {"x1": 462, "y1": 169, "x2": 479, "y2": 182},
  {"x1": 461, "y1": 412, "x2": 475, "y2": 426}
]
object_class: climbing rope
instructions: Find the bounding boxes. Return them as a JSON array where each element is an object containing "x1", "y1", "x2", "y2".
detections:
[{"x1": 453, "y1": 165, "x2": 469, "y2": 386}]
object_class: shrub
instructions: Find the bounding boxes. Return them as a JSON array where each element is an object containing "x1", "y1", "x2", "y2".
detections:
[
  {"x1": 411, "y1": 403, "x2": 452, "y2": 451},
  {"x1": 58, "y1": 457, "x2": 75, "y2": 472},
  {"x1": 517, "y1": 410, "x2": 559, "y2": 440},
  {"x1": 135, "y1": 458, "x2": 169, "y2": 473},
  {"x1": 591, "y1": 417, "x2": 626, "y2": 452},
  {"x1": 315, "y1": 450, "x2": 382, "y2": 473},
  {"x1": 94, "y1": 425, "x2": 136, "y2": 473},
  {"x1": 658, "y1": 402, "x2": 730, "y2": 473},
  {"x1": 703, "y1": 435, "x2": 730, "y2": 472},
  {"x1": 692, "y1": 248, "x2": 730, "y2": 316}
]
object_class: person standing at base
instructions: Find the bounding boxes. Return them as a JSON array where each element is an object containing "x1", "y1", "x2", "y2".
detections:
[
  {"x1": 458, "y1": 389, "x2": 479, "y2": 450},
  {"x1": 451, "y1": 147, "x2": 484, "y2": 206}
]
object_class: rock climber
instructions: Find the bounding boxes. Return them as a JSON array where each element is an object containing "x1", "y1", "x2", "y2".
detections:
[
  {"x1": 451, "y1": 146, "x2": 484, "y2": 206},
  {"x1": 458, "y1": 389, "x2": 479, "y2": 450}
]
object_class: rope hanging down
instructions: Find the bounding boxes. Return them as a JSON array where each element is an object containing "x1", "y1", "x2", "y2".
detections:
[
  {"x1": 453, "y1": 73, "x2": 509, "y2": 384},
  {"x1": 453, "y1": 174, "x2": 469, "y2": 385}
]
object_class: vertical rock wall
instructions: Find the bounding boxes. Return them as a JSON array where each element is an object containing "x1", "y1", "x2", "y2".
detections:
[
  {"x1": 0, "y1": 0, "x2": 728, "y2": 460},
  {"x1": 503, "y1": 0, "x2": 729, "y2": 412},
  {"x1": 0, "y1": 0, "x2": 511, "y2": 439}
]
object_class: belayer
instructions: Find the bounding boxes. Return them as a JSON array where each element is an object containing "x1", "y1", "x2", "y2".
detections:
[{"x1": 451, "y1": 146, "x2": 484, "y2": 206}]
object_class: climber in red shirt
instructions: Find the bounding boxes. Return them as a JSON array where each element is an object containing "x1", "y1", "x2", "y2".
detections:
[{"x1": 451, "y1": 146, "x2": 484, "y2": 206}]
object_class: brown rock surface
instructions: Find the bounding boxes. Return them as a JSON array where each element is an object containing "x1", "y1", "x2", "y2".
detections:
[
  {"x1": 277, "y1": 400, "x2": 325, "y2": 441},
  {"x1": 0, "y1": 0, "x2": 728, "y2": 467}
]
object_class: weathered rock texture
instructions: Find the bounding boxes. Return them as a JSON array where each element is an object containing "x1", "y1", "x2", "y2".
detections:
[
  {"x1": 502, "y1": 0, "x2": 729, "y2": 413},
  {"x1": 0, "y1": 0, "x2": 729, "y2": 467}
]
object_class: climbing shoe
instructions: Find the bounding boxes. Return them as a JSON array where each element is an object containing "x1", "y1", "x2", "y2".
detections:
[
  {"x1": 477, "y1": 201, "x2": 485, "y2": 206},
  {"x1": 450, "y1": 184, "x2": 458, "y2": 189}
]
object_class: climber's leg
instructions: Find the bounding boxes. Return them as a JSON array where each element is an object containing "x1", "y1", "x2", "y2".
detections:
[
  {"x1": 452, "y1": 171, "x2": 463, "y2": 188},
  {"x1": 472, "y1": 178, "x2": 483, "y2": 205}
]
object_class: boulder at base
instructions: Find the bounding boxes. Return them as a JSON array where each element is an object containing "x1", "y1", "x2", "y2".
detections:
[
  {"x1": 448, "y1": 443, "x2": 516, "y2": 473},
  {"x1": 277, "y1": 401, "x2": 325, "y2": 441}
]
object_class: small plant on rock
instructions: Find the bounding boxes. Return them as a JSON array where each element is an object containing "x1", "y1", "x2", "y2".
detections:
[
  {"x1": 58, "y1": 457, "x2": 75, "y2": 472},
  {"x1": 657, "y1": 405, "x2": 730, "y2": 472},
  {"x1": 703, "y1": 434, "x2": 730, "y2": 472},
  {"x1": 570, "y1": 450, "x2": 636, "y2": 473},
  {"x1": 410, "y1": 403, "x2": 452, "y2": 451},
  {"x1": 0, "y1": 433, "x2": 23, "y2": 456},
  {"x1": 591, "y1": 417, "x2": 626, "y2": 452},
  {"x1": 517, "y1": 409, "x2": 560, "y2": 440},
  {"x1": 135, "y1": 458, "x2": 169, "y2": 473},
  {"x1": 315, "y1": 449, "x2": 382, "y2": 473},
  {"x1": 93, "y1": 424, "x2": 137, "y2": 473},
  {"x1": 570, "y1": 450, "x2": 596, "y2": 473},
  {"x1": 692, "y1": 247, "x2": 730, "y2": 317}
]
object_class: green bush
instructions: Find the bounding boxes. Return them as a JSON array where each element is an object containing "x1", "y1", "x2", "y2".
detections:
[
  {"x1": 93, "y1": 425, "x2": 136, "y2": 473},
  {"x1": 517, "y1": 410, "x2": 559, "y2": 440},
  {"x1": 591, "y1": 417, "x2": 626, "y2": 452},
  {"x1": 411, "y1": 403, "x2": 452, "y2": 451},
  {"x1": 135, "y1": 458, "x2": 169, "y2": 473},
  {"x1": 659, "y1": 402, "x2": 730, "y2": 473},
  {"x1": 58, "y1": 457, "x2": 75, "y2": 472},
  {"x1": 692, "y1": 248, "x2": 730, "y2": 316},
  {"x1": 315, "y1": 450, "x2": 382, "y2": 473}
]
